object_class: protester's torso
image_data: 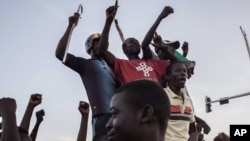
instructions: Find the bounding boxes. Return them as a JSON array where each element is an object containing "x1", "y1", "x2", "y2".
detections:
[
  {"x1": 114, "y1": 58, "x2": 170, "y2": 85},
  {"x1": 65, "y1": 54, "x2": 118, "y2": 115}
]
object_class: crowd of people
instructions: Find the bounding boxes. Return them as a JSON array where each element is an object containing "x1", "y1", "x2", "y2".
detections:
[{"x1": 0, "y1": 1, "x2": 230, "y2": 141}]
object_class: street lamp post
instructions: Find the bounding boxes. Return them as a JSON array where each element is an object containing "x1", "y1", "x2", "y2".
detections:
[{"x1": 205, "y1": 92, "x2": 250, "y2": 113}]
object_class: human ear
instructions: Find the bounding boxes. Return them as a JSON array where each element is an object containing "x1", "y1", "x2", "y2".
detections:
[
  {"x1": 166, "y1": 74, "x2": 171, "y2": 81},
  {"x1": 141, "y1": 105, "x2": 154, "y2": 122},
  {"x1": 122, "y1": 43, "x2": 128, "y2": 55},
  {"x1": 123, "y1": 48, "x2": 128, "y2": 55}
]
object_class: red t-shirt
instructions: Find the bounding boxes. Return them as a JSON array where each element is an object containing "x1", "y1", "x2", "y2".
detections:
[{"x1": 114, "y1": 58, "x2": 170, "y2": 85}]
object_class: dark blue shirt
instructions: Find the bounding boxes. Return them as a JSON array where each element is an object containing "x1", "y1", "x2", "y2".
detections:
[{"x1": 65, "y1": 54, "x2": 119, "y2": 116}]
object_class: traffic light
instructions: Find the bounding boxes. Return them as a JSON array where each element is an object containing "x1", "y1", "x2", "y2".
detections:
[{"x1": 205, "y1": 96, "x2": 212, "y2": 113}]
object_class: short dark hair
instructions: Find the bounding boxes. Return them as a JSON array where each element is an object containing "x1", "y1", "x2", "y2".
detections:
[
  {"x1": 213, "y1": 132, "x2": 230, "y2": 141},
  {"x1": 114, "y1": 80, "x2": 170, "y2": 135},
  {"x1": 122, "y1": 42, "x2": 127, "y2": 51},
  {"x1": 161, "y1": 61, "x2": 186, "y2": 87},
  {"x1": 166, "y1": 61, "x2": 185, "y2": 75},
  {"x1": 122, "y1": 37, "x2": 138, "y2": 49},
  {"x1": 122, "y1": 38, "x2": 133, "y2": 51}
]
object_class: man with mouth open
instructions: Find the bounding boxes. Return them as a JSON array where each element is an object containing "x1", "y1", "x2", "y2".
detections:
[{"x1": 162, "y1": 62, "x2": 197, "y2": 141}]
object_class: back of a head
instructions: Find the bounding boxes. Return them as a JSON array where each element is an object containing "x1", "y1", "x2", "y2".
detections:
[
  {"x1": 85, "y1": 33, "x2": 101, "y2": 54},
  {"x1": 213, "y1": 132, "x2": 230, "y2": 141},
  {"x1": 114, "y1": 80, "x2": 170, "y2": 134}
]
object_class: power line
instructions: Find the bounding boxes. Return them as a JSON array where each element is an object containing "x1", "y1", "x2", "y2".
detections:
[{"x1": 240, "y1": 26, "x2": 250, "y2": 60}]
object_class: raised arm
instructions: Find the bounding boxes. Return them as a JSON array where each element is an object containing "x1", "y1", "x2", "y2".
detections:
[
  {"x1": 152, "y1": 33, "x2": 179, "y2": 62},
  {"x1": 55, "y1": 12, "x2": 80, "y2": 61},
  {"x1": 141, "y1": 6, "x2": 174, "y2": 59},
  {"x1": 181, "y1": 41, "x2": 189, "y2": 57},
  {"x1": 194, "y1": 116, "x2": 211, "y2": 134},
  {"x1": 187, "y1": 132, "x2": 200, "y2": 141},
  {"x1": 0, "y1": 98, "x2": 21, "y2": 141},
  {"x1": 97, "y1": 3, "x2": 118, "y2": 68},
  {"x1": 77, "y1": 101, "x2": 89, "y2": 141},
  {"x1": 30, "y1": 109, "x2": 45, "y2": 141},
  {"x1": 19, "y1": 94, "x2": 42, "y2": 132}
]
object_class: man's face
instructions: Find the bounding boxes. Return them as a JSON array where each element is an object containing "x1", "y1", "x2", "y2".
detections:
[
  {"x1": 106, "y1": 93, "x2": 141, "y2": 141},
  {"x1": 184, "y1": 61, "x2": 195, "y2": 79},
  {"x1": 124, "y1": 38, "x2": 141, "y2": 55},
  {"x1": 157, "y1": 49, "x2": 170, "y2": 60},
  {"x1": 168, "y1": 63, "x2": 188, "y2": 89},
  {"x1": 166, "y1": 44, "x2": 176, "y2": 54},
  {"x1": 88, "y1": 39, "x2": 100, "y2": 56}
]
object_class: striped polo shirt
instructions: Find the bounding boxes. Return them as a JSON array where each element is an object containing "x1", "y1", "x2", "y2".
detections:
[{"x1": 164, "y1": 86, "x2": 195, "y2": 141}]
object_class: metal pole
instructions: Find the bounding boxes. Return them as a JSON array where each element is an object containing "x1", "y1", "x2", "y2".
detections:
[
  {"x1": 207, "y1": 92, "x2": 250, "y2": 104},
  {"x1": 226, "y1": 91, "x2": 250, "y2": 100}
]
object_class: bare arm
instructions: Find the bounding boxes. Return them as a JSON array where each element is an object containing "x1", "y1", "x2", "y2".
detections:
[
  {"x1": 97, "y1": 4, "x2": 118, "y2": 68},
  {"x1": 195, "y1": 115, "x2": 211, "y2": 134},
  {"x1": 189, "y1": 122, "x2": 197, "y2": 134},
  {"x1": 181, "y1": 41, "x2": 189, "y2": 57},
  {"x1": 77, "y1": 101, "x2": 89, "y2": 141},
  {"x1": 0, "y1": 98, "x2": 21, "y2": 141},
  {"x1": 114, "y1": 19, "x2": 125, "y2": 43},
  {"x1": 152, "y1": 34, "x2": 179, "y2": 62},
  {"x1": 19, "y1": 94, "x2": 42, "y2": 132},
  {"x1": 141, "y1": 6, "x2": 174, "y2": 59},
  {"x1": 187, "y1": 132, "x2": 200, "y2": 141},
  {"x1": 55, "y1": 13, "x2": 80, "y2": 61},
  {"x1": 30, "y1": 109, "x2": 45, "y2": 141},
  {"x1": 161, "y1": 46, "x2": 180, "y2": 62}
]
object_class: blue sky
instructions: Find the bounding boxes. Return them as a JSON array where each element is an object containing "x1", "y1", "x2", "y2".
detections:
[{"x1": 1, "y1": 0, "x2": 250, "y2": 141}]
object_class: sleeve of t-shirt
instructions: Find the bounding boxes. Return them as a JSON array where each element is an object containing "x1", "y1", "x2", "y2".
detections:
[
  {"x1": 158, "y1": 60, "x2": 171, "y2": 77},
  {"x1": 113, "y1": 57, "x2": 122, "y2": 80},
  {"x1": 64, "y1": 53, "x2": 87, "y2": 74}
]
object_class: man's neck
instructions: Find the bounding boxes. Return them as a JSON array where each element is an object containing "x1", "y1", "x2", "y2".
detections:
[
  {"x1": 168, "y1": 84, "x2": 181, "y2": 96},
  {"x1": 91, "y1": 55, "x2": 101, "y2": 60},
  {"x1": 128, "y1": 55, "x2": 140, "y2": 60}
]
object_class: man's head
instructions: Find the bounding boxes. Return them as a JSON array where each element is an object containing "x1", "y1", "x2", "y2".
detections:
[
  {"x1": 85, "y1": 33, "x2": 101, "y2": 55},
  {"x1": 185, "y1": 61, "x2": 195, "y2": 79},
  {"x1": 106, "y1": 80, "x2": 170, "y2": 141},
  {"x1": 213, "y1": 132, "x2": 230, "y2": 141},
  {"x1": 122, "y1": 38, "x2": 141, "y2": 59},
  {"x1": 163, "y1": 62, "x2": 188, "y2": 89}
]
